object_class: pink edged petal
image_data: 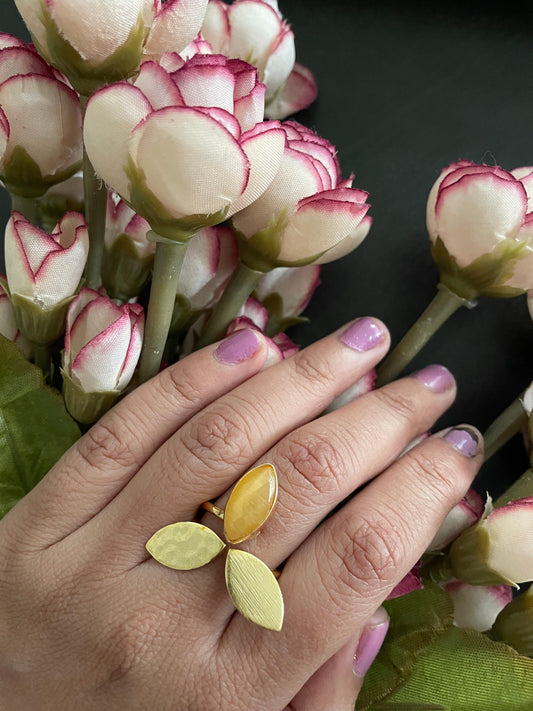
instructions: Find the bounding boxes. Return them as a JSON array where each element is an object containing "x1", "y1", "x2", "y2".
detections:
[
  {"x1": 444, "y1": 580, "x2": 514, "y2": 632},
  {"x1": 192, "y1": 225, "x2": 239, "y2": 308},
  {"x1": 84, "y1": 82, "x2": 152, "y2": 200},
  {"x1": 265, "y1": 61, "x2": 317, "y2": 120},
  {"x1": 426, "y1": 161, "x2": 476, "y2": 239},
  {"x1": 0, "y1": 107, "x2": 7, "y2": 161},
  {"x1": 69, "y1": 294, "x2": 123, "y2": 362},
  {"x1": 255, "y1": 263, "x2": 320, "y2": 317},
  {"x1": 299, "y1": 187, "x2": 369, "y2": 207},
  {"x1": 440, "y1": 164, "x2": 515, "y2": 192},
  {"x1": 262, "y1": 27, "x2": 295, "y2": 100},
  {"x1": 134, "y1": 61, "x2": 184, "y2": 109},
  {"x1": 172, "y1": 58, "x2": 236, "y2": 112},
  {"x1": 144, "y1": 0, "x2": 209, "y2": 58},
  {"x1": 427, "y1": 488, "x2": 484, "y2": 551},
  {"x1": 226, "y1": 0, "x2": 283, "y2": 75},
  {"x1": 435, "y1": 172, "x2": 528, "y2": 266},
  {"x1": 65, "y1": 288, "x2": 101, "y2": 360},
  {"x1": 387, "y1": 563, "x2": 423, "y2": 600},
  {"x1": 200, "y1": 0, "x2": 231, "y2": 53},
  {"x1": 0, "y1": 74, "x2": 82, "y2": 178},
  {"x1": 132, "y1": 106, "x2": 249, "y2": 218},
  {"x1": 278, "y1": 198, "x2": 370, "y2": 263},
  {"x1": 513, "y1": 166, "x2": 533, "y2": 211},
  {"x1": 230, "y1": 59, "x2": 260, "y2": 99},
  {"x1": 290, "y1": 139, "x2": 339, "y2": 190},
  {"x1": 177, "y1": 227, "x2": 221, "y2": 300},
  {"x1": 180, "y1": 33, "x2": 214, "y2": 60},
  {"x1": 485, "y1": 498, "x2": 533, "y2": 584},
  {"x1": 501, "y1": 237, "x2": 533, "y2": 291},
  {"x1": 196, "y1": 106, "x2": 240, "y2": 139},
  {"x1": 227, "y1": 123, "x2": 285, "y2": 216},
  {"x1": 0, "y1": 46, "x2": 55, "y2": 84},
  {"x1": 116, "y1": 303, "x2": 144, "y2": 390},
  {"x1": 271, "y1": 331, "x2": 299, "y2": 358},
  {"x1": 4, "y1": 213, "x2": 37, "y2": 297},
  {"x1": 0, "y1": 34, "x2": 27, "y2": 50},
  {"x1": 314, "y1": 214, "x2": 372, "y2": 264},
  {"x1": 325, "y1": 369, "x2": 376, "y2": 413},
  {"x1": 234, "y1": 83, "x2": 266, "y2": 132},
  {"x1": 229, "y1": 296, "x2": 268, "y2": 332},
  {"x1": 158, "y1": 51, "x2": 186, "y2": 72}
]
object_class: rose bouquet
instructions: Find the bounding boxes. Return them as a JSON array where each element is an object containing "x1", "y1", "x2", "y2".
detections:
[{"x1": 1, "y1": 1, "x2": 533, "y2": 709}]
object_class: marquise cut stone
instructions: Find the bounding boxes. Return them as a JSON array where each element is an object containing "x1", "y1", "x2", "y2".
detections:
[{"x1": 224, "y1": 463, "x2": 278, "y2": 544}]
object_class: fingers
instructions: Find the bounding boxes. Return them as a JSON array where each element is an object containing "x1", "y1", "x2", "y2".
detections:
[
  {"x1": 222, "y1": 427, "x2": 483, "y2": 704},
  {"x1": 6, "y1": 329, "x2": 276, "y2": 546},
  {"x1": 90, "y1": 318, "x2": 391, "y2": 557},
  {"x1": 287, "y1": 607, "x2": 389, "y2": 711}
]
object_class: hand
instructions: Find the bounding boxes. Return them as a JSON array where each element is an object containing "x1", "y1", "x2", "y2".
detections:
[{"x1": 0, "y1": 318, "x2": 482, "y2": 710}]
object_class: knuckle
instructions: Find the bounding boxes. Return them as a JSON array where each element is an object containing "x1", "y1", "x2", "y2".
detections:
[
  {"x1": 290, "y1": 350, "x2": 337, "y2": 396},
  {"x1": 75, "y1": 418, "x2": 138, "y2": 473},
  {"x1": 158, "y1": 362, "x2": 205, "y2": 411},
  {"x1": 403, "y1": 446, "x2": 464, "y2": 506},
  {"x1": 373, "y1": 385, "x2": 419, "y2": 425}
]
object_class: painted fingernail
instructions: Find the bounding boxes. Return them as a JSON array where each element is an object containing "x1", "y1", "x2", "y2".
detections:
[
  {"x1": 214, "y1": 329, "x2": 260, "y2": 365},
  {"x1": 341, "y1": 317, "x2": 384, "y2": 352},
  {"x1": 413, "y1": 364, "x2": 454, "y2": 393},
  {"x1": 353, "y1": 607, "x2": 389, "y2": 677},
  {"x1": 443, "y1": 426, "x2": 479, "y2": 458}
]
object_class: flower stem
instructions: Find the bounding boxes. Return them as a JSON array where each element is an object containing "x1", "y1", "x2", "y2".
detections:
[
  {"x1": 376, "y1": 284, "x2": 472, "y2": 387},
  {"x1": 33, "y1": 342, "x2": 51, "y2": 380},
  {"x1": 82, "y1": 144, "x2": 107, "y2": 289},
  {"x1": 483, "y1": 394, "x2": 528, "y2": 462},
  {"x1": 11, "y1": 194, "x2": 39, "y2": 224},
  {"x1": 197, "y1": 261, "x2": 264, "y2": 348},
  {"x1": 138, "y1": 237, "x2": 189, "y2": 384},
  {"x1": 495, "y1": 468, "x2": 533, "y2": 508}
]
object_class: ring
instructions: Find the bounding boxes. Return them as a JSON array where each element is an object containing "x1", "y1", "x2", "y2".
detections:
[{"x1": 146, "y1": 464, "x2": 284, "y2": 631}]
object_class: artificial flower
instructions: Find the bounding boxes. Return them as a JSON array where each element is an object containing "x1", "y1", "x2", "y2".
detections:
[
  {"x1": 443, "y1": 580, "x2": 513, "y2": 632},
  {"x1": 427, "y1": 488, "x2": 484, "y2": 552},
  {"x1": 0, "y1": 278, "x2": 31, "y2": 356}
]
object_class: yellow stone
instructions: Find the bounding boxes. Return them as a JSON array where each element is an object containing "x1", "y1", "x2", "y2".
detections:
[
  {"x1": 225, "y1": 549, "x2": 284, "y2": 631},
  {"x1": 224, "y1": 463, "x2": 278, "y2": 544}
]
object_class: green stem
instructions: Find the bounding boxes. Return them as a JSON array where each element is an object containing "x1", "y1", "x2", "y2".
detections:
[
  {"x1": 376, "y1": 284, "x2": 472, "y2": 387},
  {"x1": 33, "y1": 342, "x2": 51, "y2": 380},
  {"x1": 495, "y1": 468, "x2": 533, "y2": 508},
  {"x1": 483, "y1": 394, "x2": 528, "y2": 462},
  {"x1": 196, "y1": 261, "x2": 264, "y2": 348},
  {"x1": 138, "y1": 237, "x2": 189, "y2": 383},
  {"x1": 11, "y1": 194, "x2": 39, "y2": 224},
  {"x1": 82, "y1": 143, "x2": 108, "y2": 289}
]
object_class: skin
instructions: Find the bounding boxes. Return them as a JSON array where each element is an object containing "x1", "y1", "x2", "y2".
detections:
[{"x1": 0, "y1": 318, "x2": 483, "y2": 710}]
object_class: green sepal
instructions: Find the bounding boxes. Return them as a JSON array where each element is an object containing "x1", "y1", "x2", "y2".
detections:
[
  {"x1": 39, "y1": 188, "x2": 85, "y2": 232},
  {"x1": 169, "y1": 294, "x2": 204, "y2": 337},
  {"x1": 101, "y1": 235, "x2": 154, "y2": 302},
  {"x1": 61, "y1": 371, "x2": 120, "y2": 425},
  {"x1": 1, "y1": 145, "x2": 81, "y2": 199},
  {"x1": 11, "y1": 292, "x2": 74, "y2": 346},
  {"x1": 38, "y1": 5, "x2": 148, "y2": 95},
  {"x1": 258, "y1": 292, "x2": 308, "y2": 337},
  {"x1": 449, "y1": 521, "x2": 517, "y2": 587},
  {"x1": 126, "y1": 159, "x2": 229, "y2": 242},
  {"x1": 0, "y1": 334, "x2": 80, "y2": 518},
  {"x1": 431, "y1": 236, "x2": 529, "y2": 300},
  {"x1": 491, "y1": 587, "x2": 533, "y2": 656}
]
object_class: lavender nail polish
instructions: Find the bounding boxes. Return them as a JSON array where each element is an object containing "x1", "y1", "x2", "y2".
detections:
[
  {"x1": 353, "y1": 608, "x2": 390, "y2": 677},
  {"x1": 340, "y1": 317, "x2": 384, "y2": 352},
  {"x1": 214, "y1": 329, "x2": 260, "y2": 365},
  {"x1": 413, "y1": 364, "x2": 454, "y2": 393},
  {"x1": 443, "y1": 427, "x2": 479, "y2": 458}
]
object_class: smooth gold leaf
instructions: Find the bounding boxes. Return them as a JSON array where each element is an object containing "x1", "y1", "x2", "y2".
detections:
[
  {"x1": 225, "y1": 549, "x2": 284, "y2": 631},
  {"x1": 146, "y1": 522, "x2": 225, "y2": 570},
  {"x1": 224, "y1": 463, "x2": 278, "y2": 544}
]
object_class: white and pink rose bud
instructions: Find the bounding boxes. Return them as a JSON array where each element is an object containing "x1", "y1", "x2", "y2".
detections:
[
  {"x1": 449, "y1": 497, "x2": 533, "y2": 586},
  {"x1": 427, "y1": 488, "x2": 484, "y2": 552},
  {"x1": 232, "y1": 121, "x2": 372, "y2": 269},
  {"x1": 427, "y1": 161, "x2": 533, "y2": 298},
  {"x1": 14, "y1": 0, "x2": 208, "y2": 95},
  {"x1": 0, "y1": 36, "x2": 82, "y2": 197},
  {"x1": 0, "y1": 278, "x2": 31, "y2": 357},
  {"x1": 254, "y1": 264, "x2": 320, "y2": 334},
  {"x1": 201, "y1": 0, "x2": 317, "y2": 118},
  {"x1": 4, "y1": 211, "x2": 88, "y2": 344},
  {"x1": 62, "y1": 288, "x2": 144, "y2": 423},
  {"x1": 84, "y1": 55, "x2": 285, "y2": 242},
  {"x1": 443, "y1": 580, "x2": 513, "y2": 632},
  {"x1": 387, "y1": 562, "x2": 423, "y2": 600},
  {"x1": 102, "y1": 194, "x2": 154, "y2": 301},
  {"x1": 325, "y1": 370, "x2": 376, "y2": 413}
]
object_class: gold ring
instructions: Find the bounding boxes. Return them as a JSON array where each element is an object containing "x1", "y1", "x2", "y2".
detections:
[{"x1": 146, "y1": 464, "x2": 284, "y2": 631}]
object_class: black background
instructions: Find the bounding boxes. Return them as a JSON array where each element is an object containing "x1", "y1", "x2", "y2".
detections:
[{"x1": 2, "y1": 0, "x2": 533, "y2": 496}]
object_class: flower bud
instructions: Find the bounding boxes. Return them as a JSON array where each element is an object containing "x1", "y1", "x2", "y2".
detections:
[
  {"x1": 449, "y1": 497, "x2": 533, "y2": 586},
  {"x1": 427, "y1": 488, "x2": 484, "y2": 552},
  {"x1": 4, "y1": 211, "x2": 88, "y2": 344},
  {"x1": 443, "y1": 580, "x2": 513, "y2": 632},
  {"x1": 492, "y1": 586, "x2": 533, "y2": 655},
  {"x1": 39, "y1": 171, "x2": 84, "y2": 232},
  {"x1": 62, "y1": 289, "x2": 144, "y2": 423},
  {"x1": 387, "y1": 563, "x2": 423, "y2": 600}
]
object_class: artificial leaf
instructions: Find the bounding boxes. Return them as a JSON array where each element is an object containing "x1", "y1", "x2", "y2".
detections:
[
  {"x1": 146, "y1": 521, "x2": 225, "y2": 570},
  {"x1": 224, "y1": 463, "x2": 278, "y2": 544},
  {"x1": 0, "y1": 334, "x2": 80, "y2": 518},
  {"x1": 225, "y1": 549, "x2": 284, "y2": 631}
]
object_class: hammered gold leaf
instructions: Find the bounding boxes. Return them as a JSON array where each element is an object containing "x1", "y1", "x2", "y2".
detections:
[
  {"x1": 224, "y1": 463, "x2": 278, "y2": 544},
  {"x1": 146, "y1": 522, "x2": 225, "y2": 570},
  {"x1": 225, "y1": 549, "x2": 284, "y2": 631}
]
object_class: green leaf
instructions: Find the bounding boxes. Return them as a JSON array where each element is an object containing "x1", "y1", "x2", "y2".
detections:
[
  {"x1": 0, "y1": 335, "x2": 80, "y2": 518},
  {"x1": 357, "y1": 585, "x2": 454, "y2": 711}
]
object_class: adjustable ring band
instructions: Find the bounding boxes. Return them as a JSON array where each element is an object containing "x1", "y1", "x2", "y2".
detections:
[{"x1": 146, "y1": 464, "x2": 284, "y2": 631}]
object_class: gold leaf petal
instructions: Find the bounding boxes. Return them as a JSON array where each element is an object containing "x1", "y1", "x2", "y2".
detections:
[
  {"x1": 146, "y1": 522, "x2": 225, "y2": 570},
  {"x1": 224, "y1": 463, "x2": 278, "y2": 544},
  {"x1": 225, "y1": 549, "x2": 284, "y2": 631}
]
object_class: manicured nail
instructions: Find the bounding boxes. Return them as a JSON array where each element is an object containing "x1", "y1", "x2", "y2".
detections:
[
  {"x1": 341, "y1": 317, "x2": 384, "y2": 352},
  {"x1": 443, "y1": 427, "x2": 479, "y2": 458},
  {"x1": 353, "y1": 607, "x2": 389, "y2": 677},
  {"x1": 412, "y1": 364, "x2": 454, "y2": 393},
  {"x1": 214, "y1": 329, "x2": 260, "y2": 365}
]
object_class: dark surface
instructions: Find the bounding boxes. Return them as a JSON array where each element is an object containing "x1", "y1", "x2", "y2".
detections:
[{"x1": 2, "y1": 1, "x2": 533, "y2": 496}]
